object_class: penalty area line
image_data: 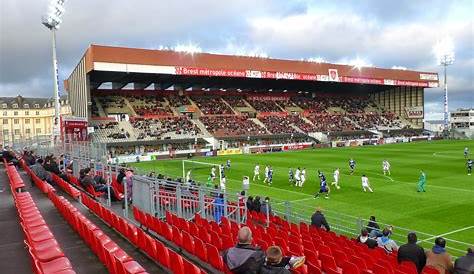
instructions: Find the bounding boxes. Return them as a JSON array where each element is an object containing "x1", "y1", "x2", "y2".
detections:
[{"x1": 421, "y1": 226, "x2": 474, "y2": 243}]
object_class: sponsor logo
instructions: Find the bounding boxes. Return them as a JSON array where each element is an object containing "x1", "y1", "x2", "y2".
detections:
[{"x1": 420, "y1": 74, "x2": 438, "y2": 80}]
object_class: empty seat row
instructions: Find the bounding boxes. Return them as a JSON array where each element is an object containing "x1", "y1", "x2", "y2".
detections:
[
  {"x1": 81, "y1": 194, "x2": 204, "y2": 274},
  {"x1": 51, "y1": 173, "x2": 81, "y2": 200},
  {"x1": 5, "y1": 165, "x2": 75, "y2": 274},
  {"x1": 49, "y1": 192, "x2": 147, "y2": 274}
]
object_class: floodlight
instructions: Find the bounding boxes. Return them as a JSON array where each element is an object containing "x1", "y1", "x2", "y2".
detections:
[
  {"x1": 42, "y1": 0, "x2": 67, "y2": 29},
  {"x1": 433, "y1": 37, "x2": 455, "y2": 65}
]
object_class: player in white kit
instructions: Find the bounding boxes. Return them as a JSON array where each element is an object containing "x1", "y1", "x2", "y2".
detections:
[
  {"x1": 295, "y1": 167, "x2": 301, "y2": 186},
  {"x1": 331, "y1": 168, "x2": 340, "y2": 189},
  {"x1": 210, "y1": 167, "x2": 216, "y2": 182},
  {"x1": 253, "y1": 164, "x2": 260, "y2": 181},
  {"x1": 299, "y1": 168, "x2": 306, "y2": 187},
  {"x1": 383, "y1": 160, "x2": 391, "y2": 176},
  {"x1": 361, "y1": 174, "x2": 373, "y2": 193},
  {"x1": 263, "y1": 165, "x2": 270, "y2": 183}
]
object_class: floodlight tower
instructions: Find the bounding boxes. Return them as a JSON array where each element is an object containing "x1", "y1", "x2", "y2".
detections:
[
  {"x1": 434, "y1": 38, "x2": 455, "y2": 137},
  {"x1": 42, "y1": 0, "x2": 67, "y2": 142}
]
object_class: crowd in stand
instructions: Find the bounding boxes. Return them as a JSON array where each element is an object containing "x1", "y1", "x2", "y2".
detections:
[
  {"x1": 131, "y1": 117, "x2": 200, "y2": 139},
  {"x1": 307, "y1": 113, "x2": 359, "y2": 132},
  {"x1": 191, "y1": 96, "x2": 233, "y2": 115},
  {"x1": 247, "y1": 99, "x2": 283, "y2": 112},
  {"x1": 167, "y1": 95, "x2": 190, "y2": 107},
  {"x1": 127, "y1": 96, "x2": 173, "y2": 116},
  {"x1": 291, "y1": 97, "x2": 328, "y2": 113},
  {"x1": 259, "y1": 116, "x2": 299, "y2": 134},
  {"x1": 223, "y1": 96, "x2": 248, "y2": 108},
  {"x1": 200, "y1": 116, "x2": 267, "y2": 136}
]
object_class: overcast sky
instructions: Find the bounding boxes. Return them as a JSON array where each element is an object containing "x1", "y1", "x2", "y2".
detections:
[{"x1": 1, "y1": 0, "x2": 472, "y2": 119}]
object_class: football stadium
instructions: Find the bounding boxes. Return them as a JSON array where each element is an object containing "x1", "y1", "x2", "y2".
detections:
[{"x1": 1, "y1": 1, "x2": 473, "y2": 274}]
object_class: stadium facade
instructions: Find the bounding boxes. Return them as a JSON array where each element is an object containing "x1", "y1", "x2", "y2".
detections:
[{"x1": 64, "y1": 45, "x2": 440, "y2": 160}]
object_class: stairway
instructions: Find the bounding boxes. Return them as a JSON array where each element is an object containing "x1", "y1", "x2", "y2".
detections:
[
  {"x1": 251, "y1": 118, "x2": 270, "y2": 133},
  {"x1": 191, "y1": 119, "x2": 212, "y2": 136},
  {"x1": 93, "y1": 97, "x2": 107, "y2": 117}
]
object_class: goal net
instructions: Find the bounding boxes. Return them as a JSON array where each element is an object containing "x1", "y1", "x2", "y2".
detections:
[{"x1": 182, "y1": 160, "x2": 222, "y2": 188}]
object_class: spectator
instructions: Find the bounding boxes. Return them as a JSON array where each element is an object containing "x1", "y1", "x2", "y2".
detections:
[
  {"x1": 311, "y1": 207, "x2": 330, "y2": 231},
  {"x1": 453, "y1": 246, "x2": 474, "y2": 274},
  {"x1": 377, "y1": 228, "x2": 398, "y2": 253},
  {"x1": 356, "y1": 229, "x2": 377, "y2": 249},
  {"x1": 367, "y1": 215, "x2": 381, "y2": 237},
  {"x1": 397, "y1": 232, "x2": 426, "y2": 273},
  {"x1": 260, "y1": 246, "x2": 291, "y2": 274},
  {"x1": 260, "y1": 197, "x2": 272, "y2": 216},
  {"x1": 213, "y1": 193, "x2": 225, "y2": 224},
  {"x1": 253, "y1": 196, "x2": 261, "y2": 213},
  {"x1": 117, "y1": 168, "x2": 126, "y2": 184},
  {"x1": 80, "y1": 168, "x2": 108, "y2": 194},
  {"x1": 124, "y1": 169, "x2": 134, "y2": 202},
  {"x1": 425, "y1": 237, "x2": 454, "y2": 274},
  {"x1": 30, "y1": 159, "x2": 52, "y2": 184},
  {"x1": 246, "y1": 196, "x2": 254, "y2": 211},
  {"x1": 222, "y1": 226, "x2": 266, "y2": 274}
]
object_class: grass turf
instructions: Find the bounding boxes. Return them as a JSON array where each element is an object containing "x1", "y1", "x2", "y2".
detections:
[{"x1": 130, "y1": 139, "x2": 474, "y2": 255}]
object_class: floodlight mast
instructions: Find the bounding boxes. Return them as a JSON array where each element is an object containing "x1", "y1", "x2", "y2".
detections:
[
  {"x1": 439, "y1": 52, "x2": 454, "y2": 138},
  {"x1": 42, "y1": 0, "x2": 67, "y2": 143}
]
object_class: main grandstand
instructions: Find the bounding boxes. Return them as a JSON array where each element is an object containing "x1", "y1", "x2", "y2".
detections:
[{"x1": 65, "y1": 45, "x2": 439, "y2": 160}]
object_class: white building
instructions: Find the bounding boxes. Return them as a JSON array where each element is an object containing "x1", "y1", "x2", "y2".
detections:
[
  {"x1": 450, "y1": 108, "x2": 474, "y2": 139},
  {"x1": 424, "y1": 120, "x2": 444, "y2": 134}
]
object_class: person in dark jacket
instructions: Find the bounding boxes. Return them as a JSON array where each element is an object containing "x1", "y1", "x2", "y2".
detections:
[
  {"x1": 397, "y1": 232, "x2": 426, "y2": 273},
  {"x1": 453, "y1": 246, "x2": 474, "y2": 274},
  {"x1": 260, "y1": 246, "x2": 291, "y2": 274},
  {"x1": 253, "y1": 196, "x2": 261, "y2": 213},
  {"x1": 116, "y1": 168, "x2": 126, "y2": 184},
  {"x1": 357, "y1": 229, "x2": 377, "y2": 249},
  {"x1": 30, "y1": 158, "x2": 52, "y2": 184},
  {"x1": 311, "y1": 207, "x2": 330, "y2": 231},
  {"x1": 223, "y1": 226, "x2": 265, "y2": 274},
  {"x1": 367, "y1": 215, "x2": 381, "y2": 237},
  {"x1": 246, "y1": 196, "x2": 254, "y2": 211}
]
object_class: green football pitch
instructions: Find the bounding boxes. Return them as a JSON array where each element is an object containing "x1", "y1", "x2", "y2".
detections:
[{"x1": 130, "y1": 140, "x2": 473, "y2": 254}]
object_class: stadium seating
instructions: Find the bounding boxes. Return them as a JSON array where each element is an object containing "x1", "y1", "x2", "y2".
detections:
[
  {"x1": 5, "y1": 163, "x2": 76, "y2": 274},
  {"x1": 200, "y1": 115, "x2": 267, "y2": 136},
  {"x1": 191, "y1": 95, "x2": 233, "y2": 115}
]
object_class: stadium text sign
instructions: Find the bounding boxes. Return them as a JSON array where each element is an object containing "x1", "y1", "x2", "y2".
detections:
[{"x1": 174, "y1": 66, "x2": 434, "y2": 87}]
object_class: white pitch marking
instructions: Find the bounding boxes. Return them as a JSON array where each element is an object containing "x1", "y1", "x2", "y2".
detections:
[{"x1": 421, "y1": 226, "x2": 474, "y2": 243}]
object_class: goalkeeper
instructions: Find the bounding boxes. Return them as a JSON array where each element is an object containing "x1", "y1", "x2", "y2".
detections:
[{"x1": 417, "y1": 170, "x2": 426, "y2": 192}]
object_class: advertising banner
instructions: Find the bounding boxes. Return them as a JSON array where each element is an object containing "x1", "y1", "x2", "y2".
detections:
[
  {"x1": 217, "y1": 148, "x2": 243, "y2": 156},
  {"x1": 405, "y1": 106, "x2": 424, "y2": 118}
]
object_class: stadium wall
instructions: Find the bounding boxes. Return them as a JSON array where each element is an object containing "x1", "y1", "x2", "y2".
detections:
[
  {"x1": 372, "y1": 86, "x2": 424, "y2": 128},
  {"x1": 66, "y1": 54, "x2": 90, "y2": 118}
]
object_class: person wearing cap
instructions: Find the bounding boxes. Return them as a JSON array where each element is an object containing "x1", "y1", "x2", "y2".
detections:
[
  {"x1": 453, "y1": 246, "x2": 474, "y2": 274},
  {"x1": 357, "y1": 228, "x2": 377, "y2": 249},
  {"x1": 311, "y1": 207, "x2": 330, "y2": 231},
  {"x1": 425, "y1": 237, "x2": 453, "y2": 274},
  {"x1": 397, "y1": 232, "x2": 426, "y2": 273}
]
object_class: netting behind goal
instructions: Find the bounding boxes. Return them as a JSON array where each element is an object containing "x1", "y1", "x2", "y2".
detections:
[{"x1": 182, "y1": 160, "x2": 221, "y2": 186}]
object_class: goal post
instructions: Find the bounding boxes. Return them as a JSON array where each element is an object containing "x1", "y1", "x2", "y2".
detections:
[{"x1": 182, "y1": 160, "x2": 222, "y2": 187}]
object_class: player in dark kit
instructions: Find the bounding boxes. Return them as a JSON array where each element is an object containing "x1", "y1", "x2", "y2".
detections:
[
  {"x1": 467, "y1": 159, "x2": 473, "y2": 175},
  {"x1": 314, "y1": 171, "x2": 329, "y2": 199},
  {"x1": 349, "y1": 158, "x2": 356, "y2": 175}
]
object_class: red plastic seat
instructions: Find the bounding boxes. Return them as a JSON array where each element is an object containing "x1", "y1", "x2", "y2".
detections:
[
  {"x1": 307, "y1": 261, "x2": 322, "y2": 274},
  {"x1": 399, "y1": 261, "x2": 418, "y2": 274},
  {"x1": 154, "y1": 240, "x2": 170, "y2": 268},
  {"x1": 193, "y1": 237, "x2": 207, "y2": 262},
  {"x1": 182, "y1": 231, "x2": 195, "y2": 253},
  {"x1": 206, "y1": 243, "x2": 224, "y2": 271},
  {"x1": 319, "y1": 253, "x2": 342, "y2": 274},
  {"x1": 168, "y1": 250, "x2": 185, "y2": 274},
  {"x1": 421, "y1": 266, "x2": 440, "y2": 274},
  {"x1": 183, "y1": 258, "x2": 201, "y2": 274},
  {"x1": 342, "y1": 261, "x2": 361, "y2": 274}
]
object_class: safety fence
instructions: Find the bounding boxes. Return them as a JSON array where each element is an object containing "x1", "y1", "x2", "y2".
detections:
[{"x1": 19, "y1": 139, "x2": 473, "y2": 258}]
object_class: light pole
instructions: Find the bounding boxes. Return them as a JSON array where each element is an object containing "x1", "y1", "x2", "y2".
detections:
[
  {"x1": 42, "y1": 0, "x2": 67, "y2": 142},
  {"x1": 434, "y1": 38, "x2": 455, "y2": 138}
]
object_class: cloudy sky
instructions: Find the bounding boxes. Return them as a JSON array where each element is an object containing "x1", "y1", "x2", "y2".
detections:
[{"x1": 1, "y1": 0, "x2": 472, "y2": 119}]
